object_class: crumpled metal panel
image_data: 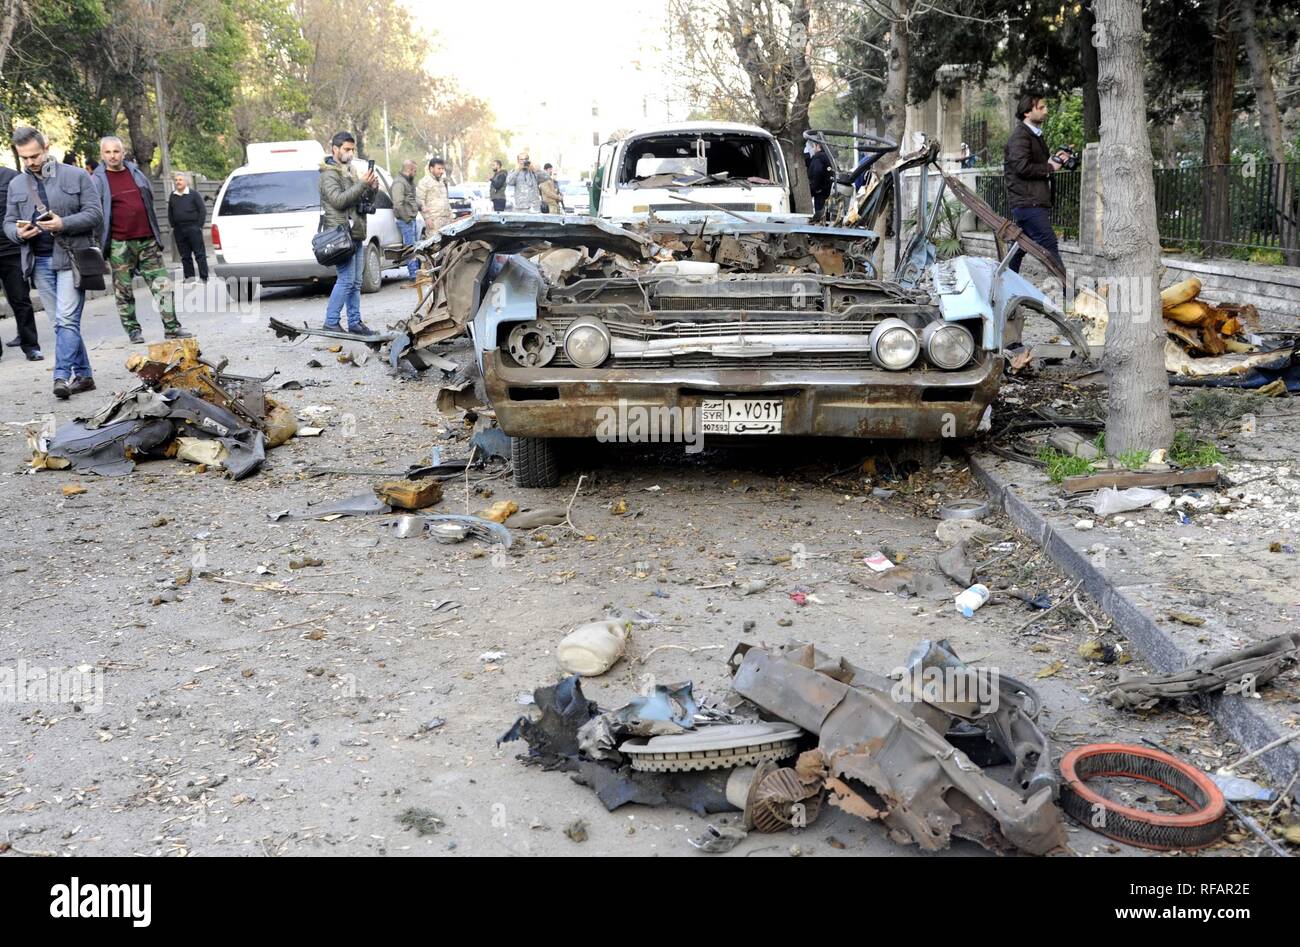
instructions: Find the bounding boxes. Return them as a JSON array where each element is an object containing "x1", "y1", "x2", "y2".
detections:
[
  {"x1": 731, "y1": 642, "x2": 1068, "y2": 855},
  {"x1": 1108, "y1": 632, "x2": 1300, "y2": 711},
  {"x1": 47, "y1": 418, "x2": 174, "y2": 477}
]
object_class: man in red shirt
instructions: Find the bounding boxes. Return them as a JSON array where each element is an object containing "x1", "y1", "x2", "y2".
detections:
[{"x1": 91, "y1": 137, "x2": 191, "y2": 344}]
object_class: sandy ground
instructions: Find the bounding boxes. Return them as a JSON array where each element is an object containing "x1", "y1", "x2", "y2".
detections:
[{"x1": 0, "y1": 272, "x2": 1254, "y2": 857}]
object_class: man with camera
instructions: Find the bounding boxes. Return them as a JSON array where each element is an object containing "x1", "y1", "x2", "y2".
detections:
[
  {"x1": 318, "y1": 131, "x2": 379, "y2": 335},
  {"x1": 1003, "y1": 93, "x2": 1072, "y2": 277},
  {"x1": 507, "y1": 154, "x2": 541, "y2": 213},
  {"x1": 4, "y1": 126, "x2": 104, "y2": 399}
]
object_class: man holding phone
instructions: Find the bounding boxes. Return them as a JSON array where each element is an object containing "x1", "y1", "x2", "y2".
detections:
[
  {"x1": 3, "y1": 127, "x2": 103, "y2": 399},
  {"x1": 506, "y1": 154, "x2": 541, "y2": 213},
  {"x1": 318, "y1": 131, "x2": 379, "y2": 335}
]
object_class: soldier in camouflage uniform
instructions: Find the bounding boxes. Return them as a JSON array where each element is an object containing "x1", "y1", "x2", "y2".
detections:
[{"x1": 91, "y1": 137, "x2": 191, "y2": 343}]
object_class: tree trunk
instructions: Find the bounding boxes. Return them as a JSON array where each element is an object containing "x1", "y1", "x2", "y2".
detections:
[
  {"x1": 1079, "y1": 3, "x2": 1101, "y2": 143},
  {"x1": 1201, "y1": 0, "x2": 1238, "y2": 257},
  {"x1": 881, "y1": 0, "x2": 910, "y2": 148},
  {"x1": 1238, "y1": 0, "x2": 1298, "y2": 265},
  {"x1": 123, "y1": 92, "x2": 157, "y2": 168},
  {"x1": 0, "y1": 0, "x2": 20, "y2": 79},
  {"x1": 1095, "y1": 0, "x2": 1173, "y2": 456}
]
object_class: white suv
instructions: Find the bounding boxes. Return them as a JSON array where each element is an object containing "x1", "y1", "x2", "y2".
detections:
[{"x1": 211, "y1": 140, "x2": 411, "y2": 299}]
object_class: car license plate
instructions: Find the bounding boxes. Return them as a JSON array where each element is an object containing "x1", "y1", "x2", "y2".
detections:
[{"x1": 701, "y1": 398, "x2": 783, "y2": 434}]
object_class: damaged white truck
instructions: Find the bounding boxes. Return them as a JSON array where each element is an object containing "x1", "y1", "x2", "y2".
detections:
[{"x1": 394, "y1": 123, "x2": 1088, "y2": 487}]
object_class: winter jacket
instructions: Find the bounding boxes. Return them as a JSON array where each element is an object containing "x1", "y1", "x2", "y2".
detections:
[
  {"x1": 91, "y1": 161, "x2": 164, "y2": 249},
  {"x1": 168, "y1": 189, "x2": 206, "y2": 228},
  {"x1": 4, "y1": 160, "x2": 104, "y2": 277},
  {"x1": 506, "y1": 168, "x2": 540, "y2": 212},
  {"x1": 489, "y1": 170, "x2": 507, "y2": 201},
  {"x1": 539, "y1": 175, "x2": 563, "y2": 212},
  {"x1": 318, "y1": 157, "x2": 373, "y2": 241},
  {"x1": 807, "y1": 150, "x2": 834, "y2": 198},
  {"x1": 0, "y1": 169, "x2": 21, "y2": 258},
  {"x1": 1003, "y1": 121, "x2": 1055, "y2": 210},
  {"x1": 417, "y1": 173, "x2": 452, "y2": 232},
  {"x1": 391, "y1": 173, "x2": 419, "y2": 222}
]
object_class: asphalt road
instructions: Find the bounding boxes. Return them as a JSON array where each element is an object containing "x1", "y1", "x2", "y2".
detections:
[{"x1": 0, "y1": 270, "x2": 1230, "y2": 857}]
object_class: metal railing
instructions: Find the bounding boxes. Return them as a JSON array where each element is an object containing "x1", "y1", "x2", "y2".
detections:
[
  {"x1": 973, "y1": 162, "x2": 1300, "y2": 261},
  {"x1": 974, "y1": 170, "x2": 1080, "y2": 238}
]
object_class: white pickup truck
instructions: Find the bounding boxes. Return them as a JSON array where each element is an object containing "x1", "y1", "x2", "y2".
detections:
[{"x1": 592, "y1": 122, "x2": 793, "y2": 219}]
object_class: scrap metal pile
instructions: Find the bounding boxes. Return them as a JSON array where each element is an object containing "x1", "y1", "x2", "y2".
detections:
[
  {"x1": 501, "y1": 638, "x2": 1070, "y2": 855},
  {"x1": 27, "y1": 339, "x2": 298, "y2": 479}
]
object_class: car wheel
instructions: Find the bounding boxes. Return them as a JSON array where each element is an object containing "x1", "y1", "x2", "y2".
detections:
[
  {"x1": 360, "y1": 241, "x2": 383, "y2": 294},
  {"x1": 511, "y1": 435, "x2": 560, "y2": 488},
  {"x1": 224, "y1": 276, "x2": 254, "y2": 304}
]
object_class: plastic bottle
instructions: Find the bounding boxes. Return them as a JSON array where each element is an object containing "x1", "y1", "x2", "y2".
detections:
[
  {"x1": 557, "y1": 620, "x2": 630, "y2": 675},
  {"x1": 954, "y1": 584, "x2": 990, "y2": 618}
]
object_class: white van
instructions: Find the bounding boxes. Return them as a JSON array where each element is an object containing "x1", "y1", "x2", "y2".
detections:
[
  {"x1": 594, "y1": 122, "x2": 793, "y2": 219},
  {"x1": 211, "y1": 140, "x2": 411, "y2": 299}
]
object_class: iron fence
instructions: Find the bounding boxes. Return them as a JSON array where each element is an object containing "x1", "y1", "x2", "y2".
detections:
[{"x1": 973, "y1": 162, "x2": 1300, "y2": 261}]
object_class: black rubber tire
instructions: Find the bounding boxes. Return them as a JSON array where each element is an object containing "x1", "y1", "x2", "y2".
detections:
[
  {"x1": 224, "y1": 276, "x2": 254, "y2": 304},
  {"x1": 511, "y1": 435, "x2": 560, "y2": 488},
  {"x1": 360, "y1": 241, "x2": 383, "y2": 294}
]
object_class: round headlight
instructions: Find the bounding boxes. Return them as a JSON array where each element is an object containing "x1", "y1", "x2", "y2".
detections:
[
  {"x1": 563, "y1": 316, "x2": 611, "y2": 368},
  {"x1": 922, "y1": 322, "x2": 976, "y2": 370},
  {"x1": 869, "y1": 317, "x2": 920, "y2": 370}
]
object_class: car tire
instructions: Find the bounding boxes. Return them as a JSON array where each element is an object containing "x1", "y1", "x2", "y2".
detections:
[
  {"x1": 511, "y1": 435, "x2": 560, "y2": 488},
  {"x1": 224, "y1": 276, "x2": 254, "y2": 304},
  {"x1": 360, "y1": 241, "x2": 383, "y2": 294}
]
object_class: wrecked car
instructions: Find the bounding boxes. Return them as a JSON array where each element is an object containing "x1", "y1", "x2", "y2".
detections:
[{"x1": 398, "y1": 127, "x2": 1088, "y2": 488}]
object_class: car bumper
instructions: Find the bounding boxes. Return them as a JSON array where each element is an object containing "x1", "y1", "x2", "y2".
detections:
[
  {"x1": 482, "y1": 351, "x2": 1002, "y2": 440},
  {"x1": 213, "y1": 259, "x2": 335, "y2": 284}
]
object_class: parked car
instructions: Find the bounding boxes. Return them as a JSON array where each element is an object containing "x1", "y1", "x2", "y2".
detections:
[
  {"x1": 448, "y1": 184, "x2": 494, "y2": 219},
  {"x1": 211, "y1": 140, "x2": 407, "y2": 299},
  {"x1": 593, "y1": 121, "x2": 792, "y2": 219},
  {"x1": 561, "y1": 180, "x2": 590, "y2": 214}
]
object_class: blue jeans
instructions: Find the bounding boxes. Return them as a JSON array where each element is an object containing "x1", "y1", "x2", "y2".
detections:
[
  {"x1": 397, "y1": 219, "x2": 420, "y2": 277},
  {"x1": 324, "y1": 240, "x2": 364, "y2": 329},
  {"x1": 32, "y1": 255, "x2": 90, "y2": 382},
  {"x1": 1009, "y1": 206, "x2": 1064, "y2": 276}
]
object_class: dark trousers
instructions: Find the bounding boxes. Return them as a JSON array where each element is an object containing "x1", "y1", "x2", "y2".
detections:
[
  {"x1": 173, "y1": 224, "x2": 209, "y2": 280},
  {"x1": 1008, "y1": 206, "x2": 1064, "y2": 277},
  {"x1": 0, "y1": 253, "x2": 40, "y2": 353},
  {"x1": 492, "y1": 198, "x2": 506, "y2": 212},
  {"x1": 813, "y1": 191, "x2": 829, "y2": 219}
]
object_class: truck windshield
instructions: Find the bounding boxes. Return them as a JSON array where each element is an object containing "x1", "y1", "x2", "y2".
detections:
[{"x1": 619, "y1": 134, "x2": 781, "y2": 186}]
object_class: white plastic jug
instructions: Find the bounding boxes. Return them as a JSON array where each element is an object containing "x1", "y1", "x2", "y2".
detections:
[
  {"x1": 557, "y1": 620, "x2": 630, "y2": 676},
  {"x1": 954, "y1": 584, "x2": 990, "y2": 618}
]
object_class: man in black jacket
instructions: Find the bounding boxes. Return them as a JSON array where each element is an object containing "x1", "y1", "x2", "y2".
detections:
[
  {"x1": 0, "y1": 166, "x2": 42, "y2": 360},
  {"x1": 807, "y1": 141, "x2": 834, "y2": 220},
  {"x1": 167, "y1": 172, "x2": 208, "y2": 281},
  {"x1": 1003, "y1": 93, "x2": 1069, "y2": 277}
]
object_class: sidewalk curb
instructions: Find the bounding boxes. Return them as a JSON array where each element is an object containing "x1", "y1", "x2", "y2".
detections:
[{"x1": 968, "y1": 450, "x2": 1300, "y2": 787}]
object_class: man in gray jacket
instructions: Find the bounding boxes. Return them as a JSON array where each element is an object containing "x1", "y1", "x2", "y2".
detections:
[
  {"x1": 4, "y1": 127, "x2": 104, "y2": 399},
  {"x1": 390, "y1": 159, "x2": 420, "y2": 279}
]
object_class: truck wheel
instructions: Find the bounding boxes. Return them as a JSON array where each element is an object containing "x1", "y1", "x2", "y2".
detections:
[
  {"x1": 360, "y1": 241, "x2": 383, "y2": 294},
  {"x1": 224, "y1": 276, "x2": 254, "y2": 304},
  {"x1": 511, "y1": 436, "x2": 560, "y2": 488}
]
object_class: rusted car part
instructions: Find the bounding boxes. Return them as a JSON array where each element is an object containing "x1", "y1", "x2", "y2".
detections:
[
  {"x1": 729, "y1": 641, "x2": 1068, "y2": 854},
  {"x1": 1059, "y1": 744, "x2": 1227, "y2": 850},
  {"x1": 903, "y1": 639, "x2": 1057, "y2": 796},
  {"x1": 620, "y1": 722, "x2": 803, "y2": 772},
  {"x1": 268, "y1": 316, "x2": 396, "y2": 346},
  {"x1": 941, "y1": 171, "x2": 1067, "y2": 287},
  {"x1": 1106, "y1": 631, "x2": 1300, "y2": 711},
  {"x1": 38, "y1": 340, "x2": 284, "y2": 479}
]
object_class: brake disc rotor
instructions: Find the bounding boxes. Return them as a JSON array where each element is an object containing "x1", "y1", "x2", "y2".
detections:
[{"x1": 620, "y1": 722, "x2": 802, "y2": 773}]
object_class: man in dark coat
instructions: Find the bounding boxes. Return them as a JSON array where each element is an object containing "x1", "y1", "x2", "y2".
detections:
[
  {"x1": 1003, "y1": 93, "x2": 1068, "y2": 276},
  {"x1": 167, "y1": 172, "x2": 208, "y2": 281},
  {"x1": 0, "y1": 165, "x2": 42, "y2": 360}
]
